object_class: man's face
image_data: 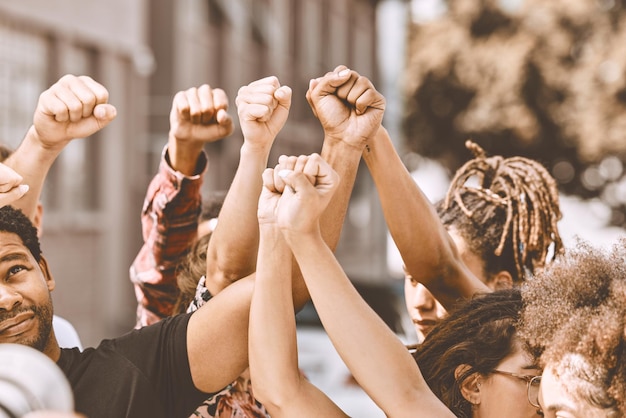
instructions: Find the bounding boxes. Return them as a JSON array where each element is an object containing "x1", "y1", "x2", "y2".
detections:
[{"x1": 0, "y1": 231, "x2": 54, "y2": 353}]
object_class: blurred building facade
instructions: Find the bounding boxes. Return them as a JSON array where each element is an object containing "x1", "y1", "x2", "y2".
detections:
[{"x1": 0, "y1": 0, "x2": 408, "y2": 347}]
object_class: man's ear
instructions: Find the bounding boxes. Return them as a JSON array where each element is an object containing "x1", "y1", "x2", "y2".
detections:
[
  {"x1": 33, "y1": 201, "x2": 44, "y2": 238},
  {"x1": 455, "y1": 364, "x2": 483, "y2": 406},
  {"x1": 38, "y1": 255, "x2": 56, "y2": 292},
  {"x1": 489, "y1": 270, "x2": 513, "y2": 290}
]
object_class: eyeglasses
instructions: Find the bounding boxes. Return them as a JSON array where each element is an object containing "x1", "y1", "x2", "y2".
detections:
[{"x1": 491, "y1": 369, "x2": 541, "y2": 408}]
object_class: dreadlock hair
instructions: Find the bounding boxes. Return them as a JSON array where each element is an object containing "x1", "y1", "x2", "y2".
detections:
[
  {"x1": 413, "y1": 288, "x2": 523, "y2": 418},
  {"x1": 439, "y1": 140, "x2": 563, "y2": 283},
  {"x1": 0, "y1": 205, "x2": 41, "y2": 262},
  {"x1": 519, "y1": 238, "x2": 626, "y2": 415}
]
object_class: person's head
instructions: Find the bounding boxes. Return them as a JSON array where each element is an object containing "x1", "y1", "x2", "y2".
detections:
[
  {"x1": 414, "y1": 288, "x2": 542, "y2": 418},
  {"x1": 519, "y1": 239, "x2": 626, "y2": 417},
  {"x1": 403, "y1": 265, "x2": 446, "y2": 341},
  {"x1": 406, "y1": 141, "x2": 564, "y2": 341},
  {"x1": 0, "y1": 206, "x2": 56, "y2": 356},
  {"x1": 439, "y1": 140, "x2": 563, "y2": 288}
]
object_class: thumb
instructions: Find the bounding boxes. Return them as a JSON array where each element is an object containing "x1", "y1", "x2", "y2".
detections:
[
  {"x1": 93, "y1": 103, "x2": 117, "y2": 123},
  {"x1": 279, "y1": 170, "x2": 315, "y2": 194},
  {"x1": 0, "y1": 184, "x2": 29, "y2": 208},
  {"x1": 314, "y1": 69, "x2": 351, "y2": 96}
]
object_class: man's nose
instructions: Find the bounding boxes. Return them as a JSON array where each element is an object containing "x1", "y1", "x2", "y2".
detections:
[{"x1": 0, "y1": 286, "x2": 21, "y2": 311}]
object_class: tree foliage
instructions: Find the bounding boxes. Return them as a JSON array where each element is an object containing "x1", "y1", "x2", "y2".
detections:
[{"x1": 403, "y1": 0, "x2": 626, "y2": 227}]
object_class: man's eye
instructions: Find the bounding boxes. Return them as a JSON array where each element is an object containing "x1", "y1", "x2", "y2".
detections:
[{"x1": 8, "y1": 265, "x2": 26, "y2": 276}]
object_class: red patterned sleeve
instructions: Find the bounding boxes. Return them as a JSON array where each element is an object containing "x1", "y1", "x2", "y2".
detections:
[{"x1": 129, "y1": 145, "x2": 207, "y2": 327}]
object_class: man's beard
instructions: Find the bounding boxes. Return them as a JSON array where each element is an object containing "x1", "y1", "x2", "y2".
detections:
[{"x1": 0, "y1": 302, "x2": 53, "y2": 352}]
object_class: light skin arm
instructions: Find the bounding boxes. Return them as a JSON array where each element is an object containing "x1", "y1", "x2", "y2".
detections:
[
  {"x1": 205, "y1": 76, "x2": 291, "y2": 294},
  {"x1": 248, "y1": 166, "x2": 348, "y2": 418},
  {"x1": 167, "y1": 84, "x2": 233, "y2": 175},
  {"x1": 362, "y1": 126, "x2": 489, "y2": 310},
  {"x1": 278, "y1": 157, "x2": 455, "y2": 418},
  {"x1": 307, "y1": 65, "x2": 385, "y2": 249},
  {"x1": 4, "y1": 75, "x2": 117, "y2": 221}
]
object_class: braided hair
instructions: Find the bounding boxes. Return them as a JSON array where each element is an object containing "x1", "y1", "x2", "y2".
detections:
[{"x1": 438, "y1": 140, "x2": 563, "y2": 283}]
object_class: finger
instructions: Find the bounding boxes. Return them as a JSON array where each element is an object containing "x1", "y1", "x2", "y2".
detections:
[
  {"x1": 78, "y1": 75, "x2": 109, "y2": 104},
  {"x1": 0, "y1": 164, "x2": 23, "y2": 193},
  {"x1": 335, "y1": 70, "x2": 360, "y2": 101},
  {"x1": 212, "y1": 88, "x2": 229, "y2": 113},
  {"x1": 262, "y1": 168, "x2": 278, "y2": 193},
  {"x1": 92, "y1": 103, "x2": 117, "y2": 123},
  {"x1": 67, "y1": 79, "x2": 98, "y2": 119},
  {"x1": 197, "y1": 84, "x2": 216, "y2": 124},
  {"x1": 281, "y1": 170, "x2": 315, "y2": 196},
  {"x1": 0, "y1": 184, "x2": 29, "y2": 208},
  {"x1": 346, "y1": 77, "x2": 385, "y2": 115},
  {"x1": 50, "y1": 87, "x2": 84, "y2": 123},
  {"x1": 185, "y1": 87, "x2": 203, "y2": 124},
  {"x1": 215, "y1": 108, "x2": 234, "y2": 133},
  {"x1": 241, "y1": 103, "x2": 272, "y2": 121},
  {"x1": 274, "y1": 86, "x2": 292, "y2": 112},
  {"x1": 172, "y1": 91, "x2": 191, "y2": 121},
  {"x1": 311, "y1": 68, "x2": 352, "y2": 97},
  {"x1": 248, "y1": 75, "x2": 280, "y2": 89}
]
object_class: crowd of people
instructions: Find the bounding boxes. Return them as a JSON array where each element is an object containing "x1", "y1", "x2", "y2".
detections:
[{"x1": 0, "y1": 65, "x2": 623, "y2": 418}]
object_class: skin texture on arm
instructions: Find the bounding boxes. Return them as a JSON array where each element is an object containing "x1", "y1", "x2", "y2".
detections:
[
  {"x1": 130, "y1": 84, "x2": 233, "y2": 326},
  {"x1": 4, "y1": 75, "x2": 116, "y2": 221},
  {"x1": 277, "y1": 156, "x2": 455, "y2": 418},
  {"x1": 205, "y1": 76, "x2": 291, "y2": 295},
  {"x1": 248, "y1": 167, "x2": 348, "y2": 418},
  {"x1": 363, "y1": 126, "x2": 489, "y2": 310},
  {"x1": 307, "y1": 66, "x2": 385, "y2": 250}
]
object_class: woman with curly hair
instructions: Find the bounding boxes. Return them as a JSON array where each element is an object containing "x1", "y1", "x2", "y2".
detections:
[{"x1": 519, "y1": 239, "x2": 626, "y2": 417}]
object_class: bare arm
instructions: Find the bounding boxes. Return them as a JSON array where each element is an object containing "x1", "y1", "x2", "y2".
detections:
[
  {"x1": 278, "y1": 157, "x2": 455, "y2": 418},
  {"x1": 248, "y1": 168, "x2": 348, "y2": 417},
  {"x1": 4, "y1": 75, "x2": 116, "y2": 221},
  {"x1": 363, "y1": 126, "x2": 489, "y2": 309},
  {"x1": 205, "y1": 76, "x2": 291, "y2": 294}
]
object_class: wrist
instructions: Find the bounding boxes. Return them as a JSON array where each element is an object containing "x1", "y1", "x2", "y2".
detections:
[
  {"x1": 167, "y1": 135, "x2": 206, "y2": 176},
  {"x1": 240, "y1": 141, "x2": 272, "y2": 158}
]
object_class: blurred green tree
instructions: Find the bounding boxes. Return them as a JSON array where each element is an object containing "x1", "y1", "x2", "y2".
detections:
[{"x1": 403, "y1": 0, "x2": 626, "y2": 226}]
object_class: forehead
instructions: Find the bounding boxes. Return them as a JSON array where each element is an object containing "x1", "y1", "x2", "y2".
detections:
[{"x1": 0, "y1": 231, "x2": 31, "y2": 258}]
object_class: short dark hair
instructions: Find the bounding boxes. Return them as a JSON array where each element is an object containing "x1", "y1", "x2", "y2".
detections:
[
  {"x1": 0, "y1": 206, "x2": 41, "y2": 262},
  {"x1": 413, "y1": 288, "x2": 522, "y2": 418}
]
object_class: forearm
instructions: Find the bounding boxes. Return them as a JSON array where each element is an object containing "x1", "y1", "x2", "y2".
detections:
[
  {"x1": 289, "y1": 232, "x2": 451, "y2": 417},
  {"x1": 319, "y1": 136, "x2": 363, "y2": 250},
  {"x1": 4, "y1": 126, "x2": 59, "y2": 220},
  {"x1": 130, "y1": 146, "x2": 205, "y2": 325},
  {"x1": 249, "y1": 225, "x2": 301, "y2": 409},
  {"x1": 363, "y1": 127, "x2": 488, "y2": 308},
  {"x1": 206, "y1": 144, "x2": 269, "y2": 290}
]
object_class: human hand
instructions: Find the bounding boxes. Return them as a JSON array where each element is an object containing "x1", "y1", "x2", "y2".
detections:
[
  {"x1": 0, "y1": 163, "x2": 29, "y2": 208},
  {"x1": 169, "y1": 84, "x2": 233, "y2": 144},
  {"x1": 236, "y1": 76, "x2": 291, "y2": 152},
  {"x1": 306, "y1": 65, "x2": 385, "y2": 149},
  {"x1": 274, "y1": 154, "x2": 339, "y2": 237},
  {"x1": 22, "y1": 411, "x2": 86, "y2": 418},
  {"x1": 32, "y1": 75, "x2": 117, "y2": 152}
]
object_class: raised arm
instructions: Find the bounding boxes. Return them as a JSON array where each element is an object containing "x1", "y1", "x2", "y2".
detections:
[
  {"x1": 130, "y1": 84, "x2": 233, "y2": 326},
  {"x1": 307, "y1": 66, "x2": 385, "y2": 249},
  {"x1": 363, "y1": 127, "x2": 489, "y2": 310},
  {"x1": 204, "y1": 76, "x2": 291, "y2": 294},
  {"x1": 4, "y1": 75, "x2": 116, "y2": 221},
  {"x1": 277, "y1": 155, "x2": 455, "y2": 418},
  {"x1": 248, "y1": 163, "x2": 348, "y2": 418}
]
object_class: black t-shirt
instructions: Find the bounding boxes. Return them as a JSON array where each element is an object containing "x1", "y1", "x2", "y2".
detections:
[{"x1": 57, "y1": 313, "x2": 210, "y2": 418}]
